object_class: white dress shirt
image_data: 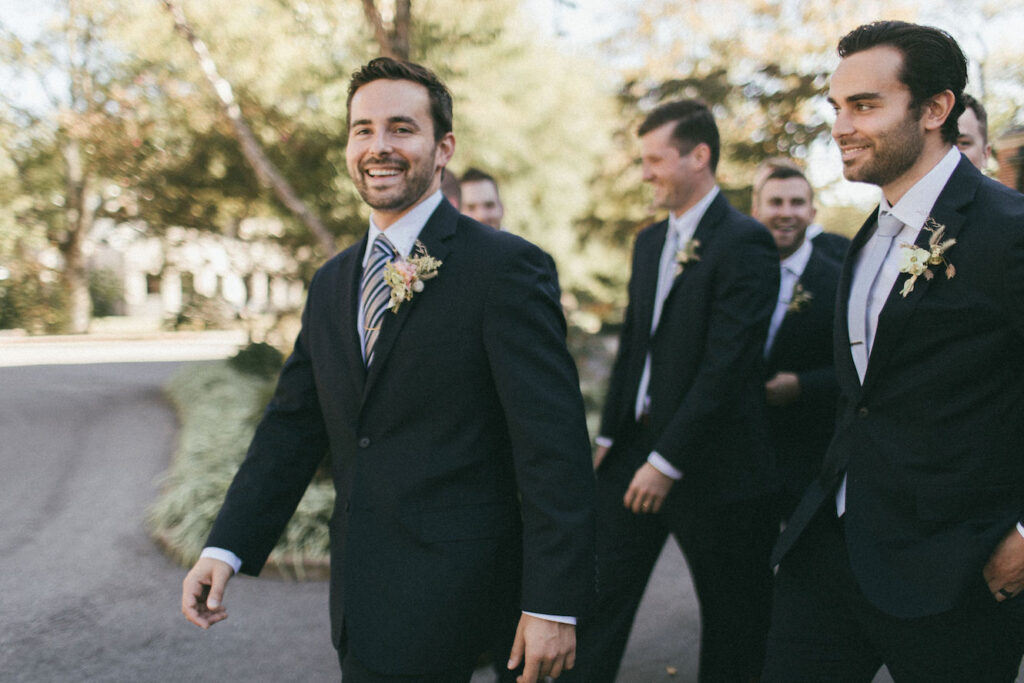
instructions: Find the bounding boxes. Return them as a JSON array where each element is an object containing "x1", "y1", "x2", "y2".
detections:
[
  {"x1": 765, "y1": 238, "x2": 813, "y2": 357},
  {"x1": 836, "y1": 146, "x2": 960, "y2": 517}
]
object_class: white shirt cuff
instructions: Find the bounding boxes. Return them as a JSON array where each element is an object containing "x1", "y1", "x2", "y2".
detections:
[
  {"x1": 595, "y1": 436, "x2": 614, "y2": 449},
  {"x1": 1016, "y1": 522, "x2": 1024, "y2": 540},
  {"x1": 523, "y1": 611, "x2": 576, "y2": 625},
  {"x1": 200, "y1": 547, "x2": 242, "y2": 574},
  {"x1": 647, "y1": 452, "x2": 683, "y2": 480}
]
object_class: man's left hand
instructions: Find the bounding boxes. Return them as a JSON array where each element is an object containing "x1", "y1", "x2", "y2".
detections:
[
  {"x1": 623, "y1": 462, "x2": 674, "y2": 515},
  {"x1": 765, "y1": 372, "x2": 801, "y2": 407},
  {"x1": 506, "y1": 613, "x2": 576, "y2": 682},
  {"x1": 984, "y1": 527, "x2": 1024, "y2": 601}
]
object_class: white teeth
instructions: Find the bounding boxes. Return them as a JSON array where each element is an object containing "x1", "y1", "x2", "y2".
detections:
[{"x1": 367, "y1": 169, "x2": 400, "y2": 177}]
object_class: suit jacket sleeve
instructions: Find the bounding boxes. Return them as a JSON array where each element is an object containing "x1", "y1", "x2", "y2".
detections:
[
  {"x1": 205, "y1": 271, "x2": 331, "y2": 575},
  {"x1": 654, "y1": 224, "x2": 778, "y2": 471},
  {"x1": 482, "y1": 241, "x2": 597, "y2": 616}
]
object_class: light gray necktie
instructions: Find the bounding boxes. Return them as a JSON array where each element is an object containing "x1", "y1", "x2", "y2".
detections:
[
  {"x1": 360, "y1": 234, "x2": 397, "y2": 366},
  {"x1": 634, "y1": 225, "x2": 681, "y2": 419},
  {"x1": 847, "y1": 211, "x2": 902, "y2": 382}
]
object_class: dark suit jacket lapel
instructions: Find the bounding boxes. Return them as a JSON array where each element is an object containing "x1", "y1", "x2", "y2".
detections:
[
  {"x1": 362, "y1": 199, "x2": 457, "y2": 400},
  {"x1": 658, "y1": 192, "x2": 726, "y2": 321},
  {"x1": 861, "y1": 159, "x2": 976, "y2": 395}
]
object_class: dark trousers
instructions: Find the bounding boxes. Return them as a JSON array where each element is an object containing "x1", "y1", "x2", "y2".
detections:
[
  {"x1": 573, "y1": 423, "x2": 777, "y2": 683},
  {"x1": 339, "y1": 649, "x2": 474, "y2": 683},
  {"x1": 762, "y1": 506, "x2": 1024, "y2": 682}
]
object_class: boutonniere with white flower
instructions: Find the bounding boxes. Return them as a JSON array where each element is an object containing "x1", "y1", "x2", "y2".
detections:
[
  {"x1": 787, "y1": 282, "x2": 813, "y2": 313},
  {"x1": 674, "y1": 238, "x2": 701, "y2": 276},
  {"x1": 383, "y1": 240, "x2": 442, "y2": 313},
  {"x1": 896, "y1": 217, "x2": 956, "y2": 297}
]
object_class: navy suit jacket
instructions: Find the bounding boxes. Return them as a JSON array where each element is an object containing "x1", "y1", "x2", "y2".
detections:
[
  {"x1": 599, "y1": 192, "x2": 779, "y2": 503},
  {"x1": 774, "y1": 157, "x2": 1024, "y2": 618},
  {"x1": 206, "y1": 199, "x2": 596, "y2": 674},
  {"x1": 765, "y1": 247, "x2": 842, "y2": 505}
]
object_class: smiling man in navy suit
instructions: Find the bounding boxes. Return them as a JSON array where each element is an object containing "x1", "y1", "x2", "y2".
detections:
[
  {"x1": 576, "y1": 99, "x2": 779, "y2": 682},
  {"x1": 763, "y1": 21, "x2": 1024, "y2": 681},
  {"x1": 180, "y1": 57, "x2": 596, "y2": 683}
]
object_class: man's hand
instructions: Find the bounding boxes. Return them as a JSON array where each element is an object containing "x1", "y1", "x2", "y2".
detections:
[
  {"x1": 765, "y1": 372, "x2": 801, "y2": 407},
  {"x1": 623, "y1": 462, "x2": 674, "y2": 515},
  {"x1": 593, "y1": 444, "x2": 610, "y2": 470},
  {"x1": 182, "y1": 557, "x2": 234, "y2": 629},
  {"x1": 984, "y1": 528, "x2": 1024, "y2": 601},
  {"x1": 507, "y1": 614, "x2": 576, "y2": 682}
]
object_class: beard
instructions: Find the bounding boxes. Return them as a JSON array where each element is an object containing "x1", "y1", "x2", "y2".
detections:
[
  {"x1": 843, "y1": 110, "x2": 925, "y2": 188},
  {"x1": 352, "y1": 153, "x2": 437, "y2": 213}
]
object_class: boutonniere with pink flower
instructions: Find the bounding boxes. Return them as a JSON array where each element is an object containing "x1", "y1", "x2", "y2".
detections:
[
  {"x1": 787, "y1": 282, "x2": 813, "y2": 313},
  {"x1": 897, "y1": 217, "x2": 956, "y2": 297},
  {"x1": 383, "y1": 240, "x2": 442, "y2": 313},
  {"x1": 674, "y1": 238, "x2": 701, "y2": 276}
]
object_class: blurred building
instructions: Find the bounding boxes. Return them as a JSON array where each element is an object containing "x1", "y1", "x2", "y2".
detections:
[
  {"x1": 88, "y1": 218, "x2": 304, "y2": 319},
  {"x1": 993, "y1": 126, "x2": 1024, "y2": 193}
]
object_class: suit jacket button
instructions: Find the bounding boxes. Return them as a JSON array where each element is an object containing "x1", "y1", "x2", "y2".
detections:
[
  {"x1": 358, "y1": 437, "x2": 371, "y2": 448},
  {"x1": 857, "y1": 407, "x2": 869, "y2": 417}
]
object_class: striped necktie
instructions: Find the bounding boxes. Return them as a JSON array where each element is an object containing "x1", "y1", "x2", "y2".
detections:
[{"x1": 360, "y1": 234, "x2": 397, "y2": 366}]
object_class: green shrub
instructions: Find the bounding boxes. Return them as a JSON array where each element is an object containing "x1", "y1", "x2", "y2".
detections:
[
  {"x1": 89, "y1": 268, "x2": 123, "y2": 317},
  {"x1": 147, "y1": 360, "x2": 333, "y2": 579},
  {"x1": 228, "y1": 341, "x2": 285, "y2": 378}
]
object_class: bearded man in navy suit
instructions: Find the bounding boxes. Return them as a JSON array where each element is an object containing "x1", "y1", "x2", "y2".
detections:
[
  {"x1": 180, "y1": 57, "x2": 596, "y2": 683},
  {"x1": 763, "y1": 21, "x2": 1024, "y2": 681}
]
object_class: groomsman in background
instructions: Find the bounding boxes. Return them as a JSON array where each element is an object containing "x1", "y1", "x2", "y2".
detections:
[
  {"x1": 752, "y1": 165, "x2": 842, "y2": 521},
  {"x1": 956, "y1": 93, "x2": 991, "y2": 171},
  {"x1": 577, "y1": 98, "x2": 779, "y2": 682}
]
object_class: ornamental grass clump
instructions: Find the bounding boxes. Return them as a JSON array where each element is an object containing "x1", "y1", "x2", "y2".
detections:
[{"x1": 147, "y1": 359, "x2": 333, "y2": 580}]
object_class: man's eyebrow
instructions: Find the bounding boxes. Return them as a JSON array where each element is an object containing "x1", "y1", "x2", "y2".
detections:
[{"x1": 388, "y1": 116, "x2": 419, "y2": 127}]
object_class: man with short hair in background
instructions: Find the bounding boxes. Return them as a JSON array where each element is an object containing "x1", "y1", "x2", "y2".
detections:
[
  {"x1": 957, "y1": 93, "x2": 991, "y2": 171},
  {"x1": 461, "y1": 167, "x2": 505, "y2": 230},
  {"x1": 752, "y1": 165, "x2": 842, "y2": 522},
  {"x1": 577, "y1": 98, "x2": 779, "y2": 682}
]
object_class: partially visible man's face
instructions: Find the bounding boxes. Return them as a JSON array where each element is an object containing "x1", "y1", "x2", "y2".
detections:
[
  {"x1": 754, "y1": 177, "x2": 817, "y2": 260},
  {"x1": 828, "y1": 46, "x2": 926, "y2": 193},
  {"x1": 346, "y1": 79, "x2": 454, "y2": 228},
  {"x1": 461, "y1": 180, "x2": 504, "y2": 229},
  {"x1": 957, "y1": 107, "x2": 990, "y2": 170},
  {"x1": 640, "y1": 121, "x2": 705, "y2": 216}
]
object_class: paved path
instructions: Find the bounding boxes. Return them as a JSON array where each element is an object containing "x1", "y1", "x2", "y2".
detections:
[{"x1": 1, "y1": 334, "x2": 1013, "y2": 681}]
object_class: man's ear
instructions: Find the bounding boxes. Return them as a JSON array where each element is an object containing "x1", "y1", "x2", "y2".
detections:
[
  {"x1": 922, "y1": 90, "x2": 956, "y2": 134},
  {"x1": 691, "y1": 142, "x2": 712, "y2": 171},
  {"x1": 435, "y1": 132, "x2": 455, "y2": 169}
]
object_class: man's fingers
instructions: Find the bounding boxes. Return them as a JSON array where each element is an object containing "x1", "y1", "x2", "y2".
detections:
[
  {"x1": 517, "y1": 655, "x2": 541, "y2": 683},
  {"x1": 507, "y1": 621, "x2": 526, "y2": 671},
  {"x1": 181, "y1": 558, "x2": 233, "y2": 629}
]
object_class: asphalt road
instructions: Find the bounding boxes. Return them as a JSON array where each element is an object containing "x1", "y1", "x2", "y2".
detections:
[{"x1": 3, "y1": 336, "x2": 1005, "y2": 682}]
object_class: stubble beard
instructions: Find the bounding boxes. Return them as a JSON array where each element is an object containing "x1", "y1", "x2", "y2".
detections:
[
  {"x1": 354, "y1": 154, "x2": 437, "y2": 213},
  {"x1": 844, "y1": 111, "x2": 925, "y2": 188}
]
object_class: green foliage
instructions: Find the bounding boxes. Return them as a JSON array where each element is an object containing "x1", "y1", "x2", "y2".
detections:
[
  {"x1": 164, "y1": 293, "x2": 238, "y2": 331},
  {"x1": 228, "y1": 341, "x2": 285, "y2": 378},
  {"x1": 88, "y1": 268, "x2": 123, "y2": 317},
  {"x1": 0, "y1": 262, "x2": 69, "y2": 334},
  {"x1": 147, "y1": 360, "x2": 333, "y2": 577}
]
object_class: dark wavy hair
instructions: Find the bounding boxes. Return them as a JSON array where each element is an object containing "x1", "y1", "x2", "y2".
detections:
[
  {"x1": 838, "y1": 21, "x2": 967, "y2": 145},
  {"x1": 638, "y1": 99, "x2": 720, "y2": 172},
  {"x1": 346, "y1": 57, "x2": 453, "y2": 142}
]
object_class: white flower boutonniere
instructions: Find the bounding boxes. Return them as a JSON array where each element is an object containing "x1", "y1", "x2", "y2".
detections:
[
  {"x1": 674, "y1": 238, "x2": 701, "y2": 277},
  {"x1": 897, "y1": 217, "x2": 956, "y2": 297},
  {"x1": 383, "y1": 240, "x2": 442, "y2": 313},
  {"x1": 787, "y1": 282, "x2": 813, "y2": 313}
]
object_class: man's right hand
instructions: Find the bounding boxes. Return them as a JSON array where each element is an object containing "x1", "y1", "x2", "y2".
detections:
[
  {"x1": 593, "y1": 444, "x2": 610, "y2": 470},
  {"x1": 182, "y1": 557, "x2": 233, "y2": 629}
]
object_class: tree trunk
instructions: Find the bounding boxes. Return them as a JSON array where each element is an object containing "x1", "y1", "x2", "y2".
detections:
[
  {"x1": 360, "y1": 0, "x2": 412, "y2": 60},
  {"x1": 161, "y1": 0, "x2": 336, "y2": 256},
  {"x1": 61, "y1": 137, "x2": 93, "y2": 333}
]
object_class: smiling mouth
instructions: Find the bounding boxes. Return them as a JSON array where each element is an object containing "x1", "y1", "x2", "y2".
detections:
[{"x1": 840, "y1": 144, "x2": 870, "y2": 162}]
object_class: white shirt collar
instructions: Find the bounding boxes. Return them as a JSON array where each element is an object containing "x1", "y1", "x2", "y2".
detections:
[
  {"x1": 881, "y1": 146, "x2": 961, "y2": 231},
  {"x1": 781, "y1": 237, "x2": 813, "y2": 278},
  {"x1": 362, "y1": 190, "x2": 444, "y2": 266},
  {"x1": 668, "y1": 185, "x2": 719, "y2": 242}
]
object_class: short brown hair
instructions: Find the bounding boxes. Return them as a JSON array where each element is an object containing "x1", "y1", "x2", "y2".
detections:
[{"x1": 346, "y1": 57, "x2": 453, "y2": 142}]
